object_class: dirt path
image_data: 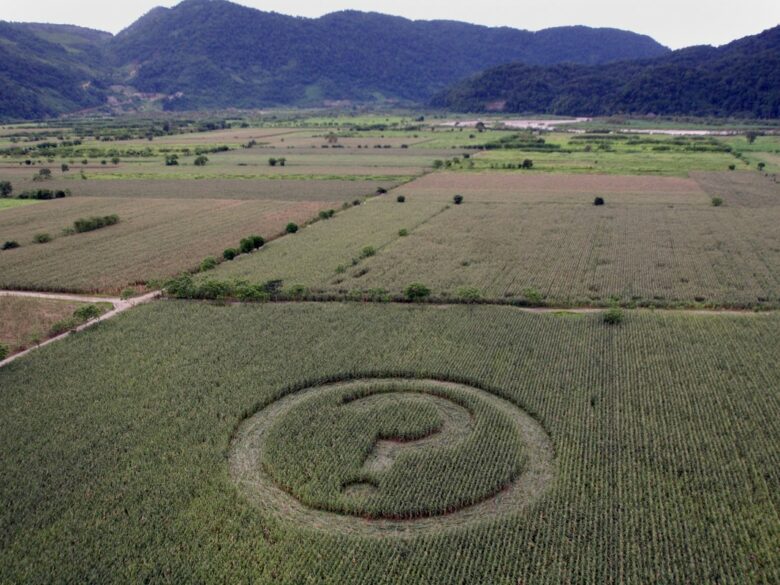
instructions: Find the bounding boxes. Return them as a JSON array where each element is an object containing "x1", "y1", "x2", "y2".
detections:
[{"x1": 0, "y1": 290, "x2": 160, "y2": 369}]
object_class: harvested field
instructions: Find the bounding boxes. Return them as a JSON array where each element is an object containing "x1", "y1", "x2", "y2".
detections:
[
  {"x1": 5, "y1": 177, "x2": 395, "y2": 202},
  {"x1": 0, "y1": 197, "x2": 334, "y2": 292},
  {"x1": 693, "y1": 171, "x2": 780, "y2": 207},
  {"x1": 0, "y1": 302, "x2": 777, "y2": 583},
  {"x1": 395, "y1": 172, "x2": 711, "y2": 205},
  {"x1": 0, "y1": 296, "x2": 97, "y2": 352}
]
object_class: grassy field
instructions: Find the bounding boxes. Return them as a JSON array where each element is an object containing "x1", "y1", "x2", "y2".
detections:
[
  {"x1": 0, "y1": 302, "x2": 778, "y2": 583},
  {"x1": 0, "y1": 199, "x2": 40, "y2": 211}
]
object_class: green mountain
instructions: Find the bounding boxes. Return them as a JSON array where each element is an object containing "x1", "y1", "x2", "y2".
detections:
[
  {"x1": 0, "y1": 22, "x2": 110, "y2": 119},
  {"x1": 432, "y1": 26, "x2": 780, "y2": 118},
  {"x1": 0, "y1": 0, "x2": 670, "y2": 119}
]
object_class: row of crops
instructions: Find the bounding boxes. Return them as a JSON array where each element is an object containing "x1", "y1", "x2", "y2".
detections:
[{"x1": 1, "y1": 302, "x2": 777, "y2": 584}]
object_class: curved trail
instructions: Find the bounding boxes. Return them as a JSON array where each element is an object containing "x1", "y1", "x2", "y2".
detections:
[{"x1": 0, "y1": 290, "x2": 160, "y2": 369}]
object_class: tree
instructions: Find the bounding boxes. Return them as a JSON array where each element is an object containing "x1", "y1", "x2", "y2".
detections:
[
  {"x1": 453, "y1": 194, "x2": 464, "y2": 205},
  {"x1": 286, "y1": 223, "x2": 299, "y2": 234},
  {"x1": 746, "y1": 131, "x2": 759, "y2": 144},
  {"x1": 397, "y1": 195, "x2": 406, "y2": 203},
  {"x1": 165, "y1": 154, "x2": 179, "y2": 166},
  {"x1": 34, "y1": 168, "x2": 52, "y2": 181},
  {"x1": 594, "y1": 197, "x2": 605, "y2": 206},
  {"x1": 475, "y1": 121, "x2": 486, "y2": 133},
  {"x1": 522, "y1": 159, "x2": 534, "y2": 169},
  {"x1": 61, "y1": 163, "x2": 70, "y2": 173},
  {"x1": 268, "y1": 158, "x2": 278, "y2": 167},
  {"x1": 111, "y1": 157, "x2": 121, "y2": 165},
  {"x1": 194, "y1": 155, "x2": 209, "y2": 166},
  {"x1": 0, "y1": 181, "x2": 12, "y2": 198}
]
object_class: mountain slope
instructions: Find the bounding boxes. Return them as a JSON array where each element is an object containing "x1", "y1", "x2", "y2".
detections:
[
  {"x1": 432, "y1": 26, "x2": 780, "y2": 118},
  {"x1": 0, "y1": 22, "x2": 109, "y2": 119},
  {"x1": 106, "y1": 0, "x2": 670, "y2": 110}
]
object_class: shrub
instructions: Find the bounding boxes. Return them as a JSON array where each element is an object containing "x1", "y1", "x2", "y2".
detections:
[
  {"x1": 49, "y1": 317, "x2": 80, "y2": 336},
  {"x1": 164, "y1": 274, "x2": 196, "y2": 298},
  {"x1": 594, "y1": 197, "x2": 605, "y2": 206},
  {"x1": 0, "y1": 343, "x2": 8, "y2": 360},
  {"x1": 456, "y1": 287, "x2": 481, "y2": 302},
  {"x1": 319, "y1": 209, "x2": 335, "y2": 220},
  {"x1": 398, "y1": 229, "x2": 409, "y2": 237},
  {"x1": 165, "y1": 154, "x2": 179, "y2": 166},
  {"x1": 235, "y1": 282, "x2": 270, "y2": 302},
  {"x1": 120, "y1": 289, "x2": 137, "y2": 300},
  {"x1": 250, "y1": 235, "x2": 265, "y2": 249},
  {"x1": 604, "y1": 306, "x2": 624, "y2": 325},
  {"x1": 268, "y1": 158, "x2": 278, "y2": 167},
  {"x1": 2, "y1": 241, "x2": 20, "y2": 250},
  {"x1": 453, "y1": 194, "x2": 464, "y2": 205},
  {"x1": 72, "y1": 214, "x2": 119, "y2": 233},
  {"x1": 523, "y1": 288, "x2": 544, "y2": 304},
  {"x1": 0, "y1": 181, "x2": 12, "y2": 197},
  {"x1": 285, "y1": 284, "x2": 308, "y2": 299},
  {"x1": 223, "y1": 248, "x2": 240, "y2": 261},
  {"x1": 286, "y1": 223, "x2": 299, "y2": 234},
  {"x1": 711, "y1": 197, "x2": 724, "y2": 207},
  {"x1": 61, "y1": 163, "x2": 69, "y2": 173},
  {"x1": 397, "y1": 195, "x2": 406, "y2": 203},
  {"x1": 522, "y1": 159, "x2": 534, "y2": 169},
  {"x1": 200, "y1": 257, "x2": 218, "y2": 272},
  {"x1": 404, "y1": 283, "x2": 431, "y2": 301},
  {"x1": 728, "y1": 164, "x2": 736, "y2": 171},
  {"x1": 353, "y1": 199, "x2": 362, "y2": 206},
  {"x1": 757, "y1": 162, "x2": 766, "y2": 171},
  {"x1": 376, "y1": 187, "x2": 388, "y2": 195},
  {"x1": 111, "y1": 157, "x2": 120, "y2": 165},
  {"x1": 33, "y1": 168, "x2": 52, "y2": 181},
  {"x1": 33, "y1": 233, "x2": 52, "y2": 244},
  {"x1": 193, "y1": 155, "x2": 209, "y2": 166},
  {"x1": 239, "y1": 238, "x2": 255, "y2": 254},
  {"x1": 73, "y1": 304, "x2": 102, "y2": 322},
  {"x1": 335, "y1": 265, "x2": 347, "y2": 274},
  {"x1": 360, "y1": 246, "x2": 376, "y2": 259}
]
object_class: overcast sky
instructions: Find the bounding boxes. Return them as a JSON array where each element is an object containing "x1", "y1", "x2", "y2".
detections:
[{"x1": 4, "y1": 0, "x2": 779, "y2": 49}]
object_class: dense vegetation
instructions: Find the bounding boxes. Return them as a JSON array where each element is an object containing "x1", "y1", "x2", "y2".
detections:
[
  {"x1": 0, "y1": 0, "x2": 669, "y2": 118},
  {"x1": 0, "y1": 302, "x2": 778, "y2": 583},
  {"x1": 432, "y1": 26, "x2": 780, "y2": 118}
]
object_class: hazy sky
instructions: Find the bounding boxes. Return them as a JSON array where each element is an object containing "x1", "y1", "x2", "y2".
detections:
[{"x1": 4, "y1": 0, "x2": 779, "y2": 49}]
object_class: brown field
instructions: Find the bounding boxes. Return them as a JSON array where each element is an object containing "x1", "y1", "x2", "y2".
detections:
[
  {"x1": 395, "y1": 172, "x2": 711, "y2": 205},
  {"x1": 2, "y1": 177, "x2": 394, "y2": 201},
  {"x1": 0, "y1": 296, "x2": 92, "y2": 351},
  {"x1": 693, "y1": 171, "x2": 780, "y2": 207},
  {"x1": 0, "y1": 197, "x2": 333, "y2": 292}
]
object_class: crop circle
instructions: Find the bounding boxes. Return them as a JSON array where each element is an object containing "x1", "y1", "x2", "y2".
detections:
[{"x1": 229, "y1": 378, "x2": 555, "y2": 536}]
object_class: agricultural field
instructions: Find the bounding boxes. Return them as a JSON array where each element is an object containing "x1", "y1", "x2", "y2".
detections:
[
  {"x1": 0, "y1": 196, "x2": 335, "y2": 292},
  {"x1": 204, "y1": 171, "x2": 780, "y2": 308},
  {"x1": 0, "y1": 302, "x2": 778, "y2": 583},
  {"x1": 0, "y1": 295, "x2": 109, "y2": 353}
]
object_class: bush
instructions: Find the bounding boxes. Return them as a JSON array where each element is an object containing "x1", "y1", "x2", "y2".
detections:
[
  {"x1": 2, "y1": 241, "x2": 20, "y2": 250},
  {"x1": 235, "y1": 282, "x2": 270, "y2": 302},
  {"x1": 603, "y1": 307, "x2": 624, "y2": 325},
  {"x1": 397, "y1": 195, "x2": 406, "y2": 203},
  {"x1": 594, "y1": 197, "x2": 605, "y2": 206},
  {"x1": 353, "y1": 199, "x2": 362, "y2": 206},
  {"x1": 164, "y1": 274, "x2": 196, "y2": 297},
  {"x1": 398, "y1": 229, "x2": 409, "y2": 237},
  {"x1": 728, "y1": 164, "x2": 736, "y2": 171},
  {"x1": 49, "y1": 317, "x2": 80, "y2": 336},
  {"x1": 285, "y1": 284, "x2": 308, "y2": 299},
  {"x1": 360, "y1": 246, "x2": 376, "y2": 259},
  {"x1": 523, "y1": 288, "x2": 544, "y2": 304},
  {"x1": 456, "y1": 287, "x2": 481, "y2": 302},
  {"x1": 268, "y1": 158, "x2": 278, "y2": 167},
  {"x1": 711, "y1": 197, "x2": 724, "y2": 207},
  {"x1": 33, "y1": 233, "x2": 52, "y2": 244},
  {"x1": 319, "y1": 209, "x2": 336, "y2": 220},
  {"x1": 72, "y1": 214, "x2": 119, "y2": 233},
  {"x1": 223, "y1": 248, "x2": 239, "y2": 261},
  {"x1": 757, "y1": 162, "x2": 766, "y2": 171},
  {"x1": 376, "y1": 187, "x2": 388, "y2": 195},
  {"x1": 404, "y1": 283, "x2": 431, "y2": 301},
  {"x1": 193, "y1": 155, "x2": 209, "y2": 166},
  {"x1": 286, "y1": 223, "x2": 299, "y2": 234},
  {"x1": 165, "y1": 154, "x2": 179, "y2": 166},
  {"x1": 250, "y1": 235, "x2": 265, "y2": 249},
  {"x1": 522, "y1": 159, "x2": 534, "y2": 169},
  {"x1": 0, "y1": 181, "x2": 12, "y2": 197},
  {"x1": 0, "y1": 343, "x2": 8, "y2": 360},
  {"x1": 239, "y1": 238, "x2": 255, "y2": 254},
  {"x1": 200, "y1": 257, "x2": 218, "y2": 272},
  {"x1": 120, "y1": 288, "x2": 137, "y2": 300},
  {"x1": 73, "y1": 304, "x2": 102, "y2": 322},
  {"x1": 453, "y1": 194, "x2": 464, "y2": 205}
]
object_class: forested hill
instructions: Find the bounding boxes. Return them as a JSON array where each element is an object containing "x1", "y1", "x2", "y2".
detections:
[
  {"x1": 0, "y1": 0, "x2": 670, "y2": 118},
  {"x1": 431, "y1": 25, "x2": 780, "y2": 118}
]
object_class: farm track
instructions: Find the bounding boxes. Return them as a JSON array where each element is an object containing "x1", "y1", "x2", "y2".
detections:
[{"x1": 0, "y1": 290, "x2": 770, "y2": 370}]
